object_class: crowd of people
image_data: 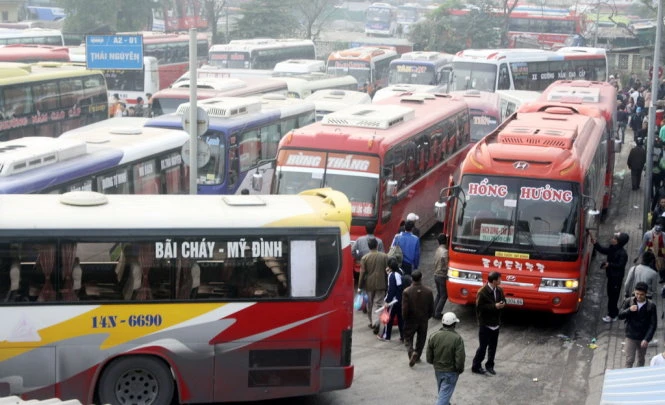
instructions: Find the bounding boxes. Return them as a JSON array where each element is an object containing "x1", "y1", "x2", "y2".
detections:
[{"x1": 108, "y1": 93, "x2": 154, "y2": 118}]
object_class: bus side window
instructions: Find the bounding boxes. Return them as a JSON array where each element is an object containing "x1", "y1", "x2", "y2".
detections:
[{"x1": 498, "y1": 64, "x2": 510, "y2": 90}]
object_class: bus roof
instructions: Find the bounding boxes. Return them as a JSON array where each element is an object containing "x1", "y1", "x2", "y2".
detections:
[
  {"x1": 282, "y1": 93, "x2": 467, "y2": 155},
  {"x1": 327, "y1": 46, "x2": 398, "y2": 61},
  {"x1": 0, "y1": 62, "x2": 102, "y2": 84},
  {"x1": 306, "y1": 90, "x2": 371, "y2": 117},
  {"x1": 393, "y1": 51, "x2": 453, "y2": 63},
  {"x1": 154, "y1": 78, "x2": 287, "y2": 98},
  {"x1": 449, "y1": 90, "x2": 500, "y2": 113},
  {"x1": 372, "y1": 84, "x2": 440, "y2": 102},
  {"x1": 0, "y1": 44, "x2": 69, "y2": 62},
  {"x1": 453, "y1": 47, "x2": 606, "y2": 62},
  {"x1": 464, "y1": 106, "x2": 605, "y2": 179},
  {"x1": 210, "y1": 38, "x2": 314, "y2": 53},
  {"x1": 0, "y1": 189, "x2": 351, "y2": 231},
  {"x1": 520, "y1": 80, "x2": 616, "y2": 121},
  {"x1": 174, "y1": 67, "x2": 274, "y2": 83},
  {"x1": 273, "y1": 59, "x2": 326, "y2": 75},
  {"x1": 0, "y1": 27, "x2": 62, "y2": 38}
]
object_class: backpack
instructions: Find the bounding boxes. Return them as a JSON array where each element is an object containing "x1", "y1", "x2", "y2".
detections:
[{"x1": 388, "y1": 235, "x2": 403, "y2": 266}]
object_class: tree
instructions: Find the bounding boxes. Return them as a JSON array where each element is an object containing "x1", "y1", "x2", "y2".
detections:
[
  {"x1": 496, "y1": 0, "x2": 519, "y2": 47},
  {"x1": 231, "y1": 0, "x2": 298, "y2": 39},
  {"x1": 59, "y1": 0, "x2": 153, "y2": 33},
  {"x1": 203, "y1": 0, "x2": 227, "y2": 45},
  {"x1": 291, "y1": 0, "x2": 340, "y2": 40}
]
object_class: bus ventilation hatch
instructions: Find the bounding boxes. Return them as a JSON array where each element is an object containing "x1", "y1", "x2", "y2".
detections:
[
  {"x1": 497, "y1": 127, "x2": 575, "y2": 149},
  {"x1": 322, "y1": 105, "x2": 414, "y2": 129},
  {"x1": 0, "y1": 138, "x2": 87, "y2": 176},
  {"x1": 546, "y1": 87, "x2": 600, "y2": 103},
  {"x1": 176, "y1": 97, "x2": 262, "y2": 118}
]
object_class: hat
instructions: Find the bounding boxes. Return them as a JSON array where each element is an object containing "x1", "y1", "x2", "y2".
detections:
[
  {"x1": 406, "y1": 212, "x2": 419, "y2": 221},
  {"x1": 442, "y1": 312, "x2": 460, "y2": 325}
]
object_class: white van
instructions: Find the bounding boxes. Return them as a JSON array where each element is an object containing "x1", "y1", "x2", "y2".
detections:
[
  {"x1": 305, "y1": 89, "x2": 371, "y2": 121},
  {"x1": 495, "y1": 90, "x2": 542, "y2": 121}
]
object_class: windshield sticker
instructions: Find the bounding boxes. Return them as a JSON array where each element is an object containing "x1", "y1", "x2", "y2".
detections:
[
  {"x1": 520, "y1": 185, "x2": 573, "y2": 203},
  {"x1": 351, "y1": 202, "x2": 374, "y2": 217},
  {"x1": 495, "y1": 251, "x2": 530, "y2": 259},
  {"x1": 479, "y1": 224, "x2": 514, "y2": 243},
  {"x1": 481, "y1": 257, "x2": 545, "y2": 272},
  {"x1": 467, "y1": 178, "x2": 508, "y2": 198}
]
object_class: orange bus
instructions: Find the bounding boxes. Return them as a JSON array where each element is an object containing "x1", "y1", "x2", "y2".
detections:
[
  {"x1": 326, "y1": 46, "x2": 398, "y2": 98},
  {"x1": 272, "y1": 92, "x2": 471, "y2": 267},
  {"x1": 438, "y1": 104, "x2": 607, "y2": 314},
  {"x1": 519, "y1": 80, "x2": 618, "y2": 215}
]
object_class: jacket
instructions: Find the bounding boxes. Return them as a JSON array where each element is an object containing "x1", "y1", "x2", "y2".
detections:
[
  {"x1": 594, "y1": 233, "x2": 629, "y2": 278},
  {"x1": 402, "y1": 280, "x2": 434, "y2": 323},
  {"x1": 393, "y1": 232, "x2": 420, "y2": 269},
  {"x1": 359, "y1": 250, "x2": 388, "y2": 291},
  {"x1": 617, "y1": 297, "x2": 658, "y2": 342},
  {"x1": 638, "y1": 229, "x2": 665, "y2": 258},
  {"x1": 624, "y1": 264, "x2": 659, "y2": 298},
  {"x1": 475, "y1": 283, "x2": 505, "y2": 327},
  {"x1": 426, "y1": 326, "x2": 465, "y2": 374},
  {"x1": 627, "y1": 145, "x2": 646, "y2": 171},
  {"x1": 385, "y1": 271, "x2": 404, "y2": 304},
  {"x1": 353, "y1": 234, "x2": 384, "y2": 261},
  {"x1": 433, "y1": 245, "x2": 448, "y2": 278}
]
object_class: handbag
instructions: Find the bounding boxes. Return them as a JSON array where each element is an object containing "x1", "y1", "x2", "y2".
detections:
[
  {"x1": 354, "y1": 291, "x2": 368, "y2": 312},
  {"x1": 388, "y1": 235, "x2": 403, "y2": 265}
]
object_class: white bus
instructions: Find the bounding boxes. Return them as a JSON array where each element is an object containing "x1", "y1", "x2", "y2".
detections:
[
  {"x1": 495, "y1": 89, "x2": 542, "y2": 122},
  {"x1": 0, "y1": 27, "x2": 64, "y2": 46},
  {"x1": 272, "y1": 59, "x2": 326, "y2": 77},
  {"x1": 277, "y1": 74, "x2": 358, "y2": 99},
  {"x1": 450, "y1": 47, "x2": 608, "y2": 92},
  {"x1": 371, "y1": 84, "x2": 440, "y2": 103},
  {"x1": 365, "y1": 2, "x2": 398, "y2": 36},
  {"x1": 208, "y1": 38, "x2": 316, "y2": 70},
  {"x1": 305, "y1": 89, "x2": 371, "y2": 121},
  {"x1": 102, "y1": 56, "x2": 160, "y2": 108}
]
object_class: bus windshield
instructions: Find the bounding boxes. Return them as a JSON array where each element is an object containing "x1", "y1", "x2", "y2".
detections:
[
  {"x1": 397, "y1": 7, "x2": 418, "y2": 23},
  {"x1": 367, "y1": 7, "x2": 392, "y2": 22},
  {"x1": 274, "y1": 151, "x2": 380, "y2": 219},
  {"x1": 327, "y1": 61, "x2": 371, "y2": 86},
  {"x1": 452, "y1": 175, "x2": 580, "y2": 259},
  {"x1": 469, "y1": 113, "x2": 499, "y2": 141},
  {"x1": 389, "y1": 64, "x2": 436, "y2": 85},
  {"x1": 103, "y1": 69, "x2": 145, "y2": 92},
  {"x1": 451, "y1": 62, "x2": 496, "y2": 92},
  {"x1": 208, "y1": 52, "x2": 250, "y2": 68},
  {"x1": 197, "y1": 131, "x2": 226, "y2": 185}
]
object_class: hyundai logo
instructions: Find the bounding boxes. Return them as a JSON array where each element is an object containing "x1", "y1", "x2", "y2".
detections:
[
  {"x1": 513, "y1": 161, "x2": 529, "y2": 170},
  {"x1": 506, "y1": 275, "x2": 517, "y2": 281}
]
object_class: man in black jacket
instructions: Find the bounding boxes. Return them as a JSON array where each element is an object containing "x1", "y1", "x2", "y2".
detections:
[
  {"x1": 627, "y1": 138, "x2": 647, "y2": 190},
  {"x1": 471, "y1": 271, "x2": 505, "y2": 375},
  {"x1": 618, "y1": 282, "x2": 658, "y2": 367},
  {"x1": 592, "y1": 232, "x2": 630, "y2": 323}
]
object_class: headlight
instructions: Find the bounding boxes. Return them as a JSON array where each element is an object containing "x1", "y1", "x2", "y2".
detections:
[
  {"x1": 448, "y1": 268, "x2": 482, "y2": 281},
  {"x1": 540, "y1": 278, "x2": 578, "y2": 289}
]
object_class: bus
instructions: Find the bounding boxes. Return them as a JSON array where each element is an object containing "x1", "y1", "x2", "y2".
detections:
[
  {"x1": 151, "y1": 0, "x2": 208, "y2": 32},
  {"x1": 0, "y1": 44, "x2": 69, "y2": 63},
  {"x1": 305, "y1": 89, "x2": 371, "y2": 121},
  {"x1": 270, "y1": 92, "x2": 472, "y2": 257},
  {"x1": 371, "y1": 84, "x2": 440, "y2": 103},
  {"x1": 0, "y1": 189, "x2": 354, "y2": 403},
  {"x1": 495, "y1": 89, "x2": 542, "y2": 122},
  {"x1": 449, "y1": 47, "x2": 607, "y2": 92},
  {"x1": 146, "y1": 95, "x2": 316, "y2": 194},
  {"x1": 0, "y1": 28, "x2": 64, "y2": 46},
  {"x1": 365, "y1": 2, "x2": 397, "y2": 37},
  {"x1": 437, "y1": 104, "x2": 608, "y2": 314},
  {"x1": 396, "y1": 3, "x2": 423, "y2": 35},
  {"x1": 272, "y1": 59, "x2": 326, "y2": 77},
  {"x1": 507, "y1": 7, "x2": 587, "y2": 49},
  {"x1": 25, "y1": 5, "x2": 65, "y2": 21},
  {"x1": 151, "y1": 77, "x2": 289, "y2": 116},
  {"x1": 388, "y1": 51, "x2": 453, "y2": 87},
  {"x1": 326, "y1": 46, "x2": 399, "y2": 97},
  {"x1": 208, "y1": 39, "x2": 316, "y2": 70},
  {"x1": 0, "y1": 62, "x2": 108, "y2": 142},
  {"x1": 173, "y1": 66, "x2": 274, "y2": 84},
  {"x1": 0, "y1": 117, "x2": 190, "y2": 194},
  {"x1": 100, "y1": 57, "x2": 160, "y2": 107},
  {"x1": 518, "y1": 79, "x2": 618, "y2": 215},
  {"x1": 277, "y1": 74, "x2": 358, "y2": 99},
  {"x1": 124, "y1": 31, "x2": 208, "y2": 89},
  {"x1": 449, "y1": 90, "x2": 501, "y2": 142}
]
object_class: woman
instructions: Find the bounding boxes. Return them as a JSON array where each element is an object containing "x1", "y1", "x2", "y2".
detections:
[{"x1": 378, "y1": 257, "x2": 404, "y2": 342}]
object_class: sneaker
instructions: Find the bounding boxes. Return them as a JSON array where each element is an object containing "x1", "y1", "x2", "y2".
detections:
[
  {"x1": 377, "y1": 335, "x2": 390, "y2": 342},
  {"x1": 602, "y1": 315, "x2": 618, "y2": 323}
]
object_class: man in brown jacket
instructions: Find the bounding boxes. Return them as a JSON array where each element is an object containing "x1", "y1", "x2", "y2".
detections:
[
  {"x1": 402, "y1": 270, "x2": 434, "y2": 367},
  {"x1": 358, "y1": 237, "x2": 389, "y2": 334}
]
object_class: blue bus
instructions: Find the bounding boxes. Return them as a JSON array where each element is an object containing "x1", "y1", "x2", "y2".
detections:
[
  {"x1": 365, "y1": 2, "x2": 397, "y2": 37},
  {"x1": 388, "y1": 51, "x2": 454, "y2": 88},
  {"x1": 0, "y1": 117, "x2": 190, "y2": 194},
  {"x1": 144, "y1": 94, "x2": 316, "y2": 195}
]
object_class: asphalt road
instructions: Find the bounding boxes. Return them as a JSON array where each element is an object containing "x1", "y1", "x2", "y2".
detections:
[{"x1": 223, "y1": 222, "x2": 608, "y2": 405}]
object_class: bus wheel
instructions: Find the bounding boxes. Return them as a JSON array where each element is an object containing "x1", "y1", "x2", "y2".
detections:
[{"x1": 98, "y1": 356, "x2": 174, "y2": 405}]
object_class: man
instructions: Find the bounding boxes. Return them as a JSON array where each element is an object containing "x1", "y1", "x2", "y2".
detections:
[
  {"x1": 353, "y1": 221, "x2": 384, "y2": 262},
  {"x1": 433, "y1": 233, "x2": 448, "y2": 320},
  {"x1": 618, "y1": 282, "x2": 658, "y2": 368},
  {"x1": 637, "y1": 222, "x2": 665, "y2": 283},
  {"x1": 393, "y1": 220, "x2": 420, "y2": 275},
  {"x1": 402, "y1": 270, "x2": 434, "y2": 367},
  {"x1": 624, "y1": 251, "x2": 659, "y2": 299},
  {"x1": 592, "y1": 232, "x2": 629, "y2": 322},
  {"x1": 471, "y1": 271, "x2": 505, "y2": 375},
  {"x1": 650, "y1": 197, "x2": 665, "y2": 228},
  {"x1": 134, "y1": 96, "x2": 145, "y2": 118},
  {"x1": 399, "y1": 212, "x2": 421, "y2": 237},
  {"x1": 617, "y1": 105, "x2": 628, "y2": 144},
  {"x1": 627, "y1": 137, "x2": 646, "y2": 190},
  {"x1": 427, "y1": 312, "x2": 465, "y2": 405},
  {"x1": 358, "y1": 237, "x2": 389, "y2": 335}
]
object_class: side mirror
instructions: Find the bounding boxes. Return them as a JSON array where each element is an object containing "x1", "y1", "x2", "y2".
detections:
[
  {"x1": 586, "y1": 208, "x2": 601, "y2": 231},
  {"x1": 252, "y1": 171, "x2": 263, "y2": 191},
  {"x1": 386, "y1": 180, "x2": 398, "y2": 198}
]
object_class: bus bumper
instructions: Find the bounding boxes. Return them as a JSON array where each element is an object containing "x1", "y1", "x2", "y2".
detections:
[{"x1": 321, "y1": 365, "x2": 354, "y2": 391}]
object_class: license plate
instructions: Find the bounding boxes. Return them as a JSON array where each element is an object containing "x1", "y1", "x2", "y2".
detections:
[{"x1": 505, "y1": 297, "x2": 523, "y2": 305}]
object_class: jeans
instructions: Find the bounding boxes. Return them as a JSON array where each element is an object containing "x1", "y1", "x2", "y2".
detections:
[
  {"x1": 435, "y1": 371, "x2": 459, "y2": 405},
  {"x1": 472, "y1": 325, "x2": 500, "y2": 370},
  {"x1": 606, "y1": 274, "x2": 623, "y2": 318},
  {"x1": 624, "y1": 338, "x2": 648, "y2": 367},
  {"x1": 434, "y1": 275, "x2": 448, "y2": 317}
]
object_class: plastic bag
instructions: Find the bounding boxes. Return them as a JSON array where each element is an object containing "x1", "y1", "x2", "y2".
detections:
[
  {"x1": 379, "y1": 306, "x2": 391, "y2": 324},
  {"x1": 354, "y1": 291, "x2": 368, "y2": 312}
]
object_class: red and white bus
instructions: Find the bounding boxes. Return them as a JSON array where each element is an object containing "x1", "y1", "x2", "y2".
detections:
[
  {"x1": 326, "y1": 46, "x2": 399, "y2": 98},
  {"x1": 450, "y1": 47, "x2": 607, "y2": 93},
  {"x1": 151, "y1": 0, "x2": 207, "y2": 32},
  {"x1": 0, "y1": 44, "x2": 69, "y2": 63},
  {"x1": 272, "y1": 92, "x2": 471, "y2": 257},
  {"x1": 438, "y1": 103, "x2": 608, "y2": 314},
  {"x1": 506, "y1": 6, "x2": 587, "y2": 49},
  {"x1": 0, "y1": 188, "x2": 353, "y2": 403},
  {"x1": 122, "y1": 31, "x2": 208, "y2": 89},
  {"x1": 518, "y1": 79, "x2": 618, "y2": 215},
  {"x1": 449, "y1": 90, "x2": 501, "y2": 142}
]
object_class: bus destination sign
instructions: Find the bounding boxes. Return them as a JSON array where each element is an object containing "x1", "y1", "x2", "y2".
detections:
[{"x1": 85, "y1": 34, "x2": 144, "y2": 70}]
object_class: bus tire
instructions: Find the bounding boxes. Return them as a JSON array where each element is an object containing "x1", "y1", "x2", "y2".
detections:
[{"x1": 98, "y1": 356, "x2": 174, "y2": 405}]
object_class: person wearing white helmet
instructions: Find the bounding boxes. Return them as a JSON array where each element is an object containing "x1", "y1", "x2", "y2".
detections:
[{"x1": 427, "y1": 312, "x2": 465, "y2": 405}]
